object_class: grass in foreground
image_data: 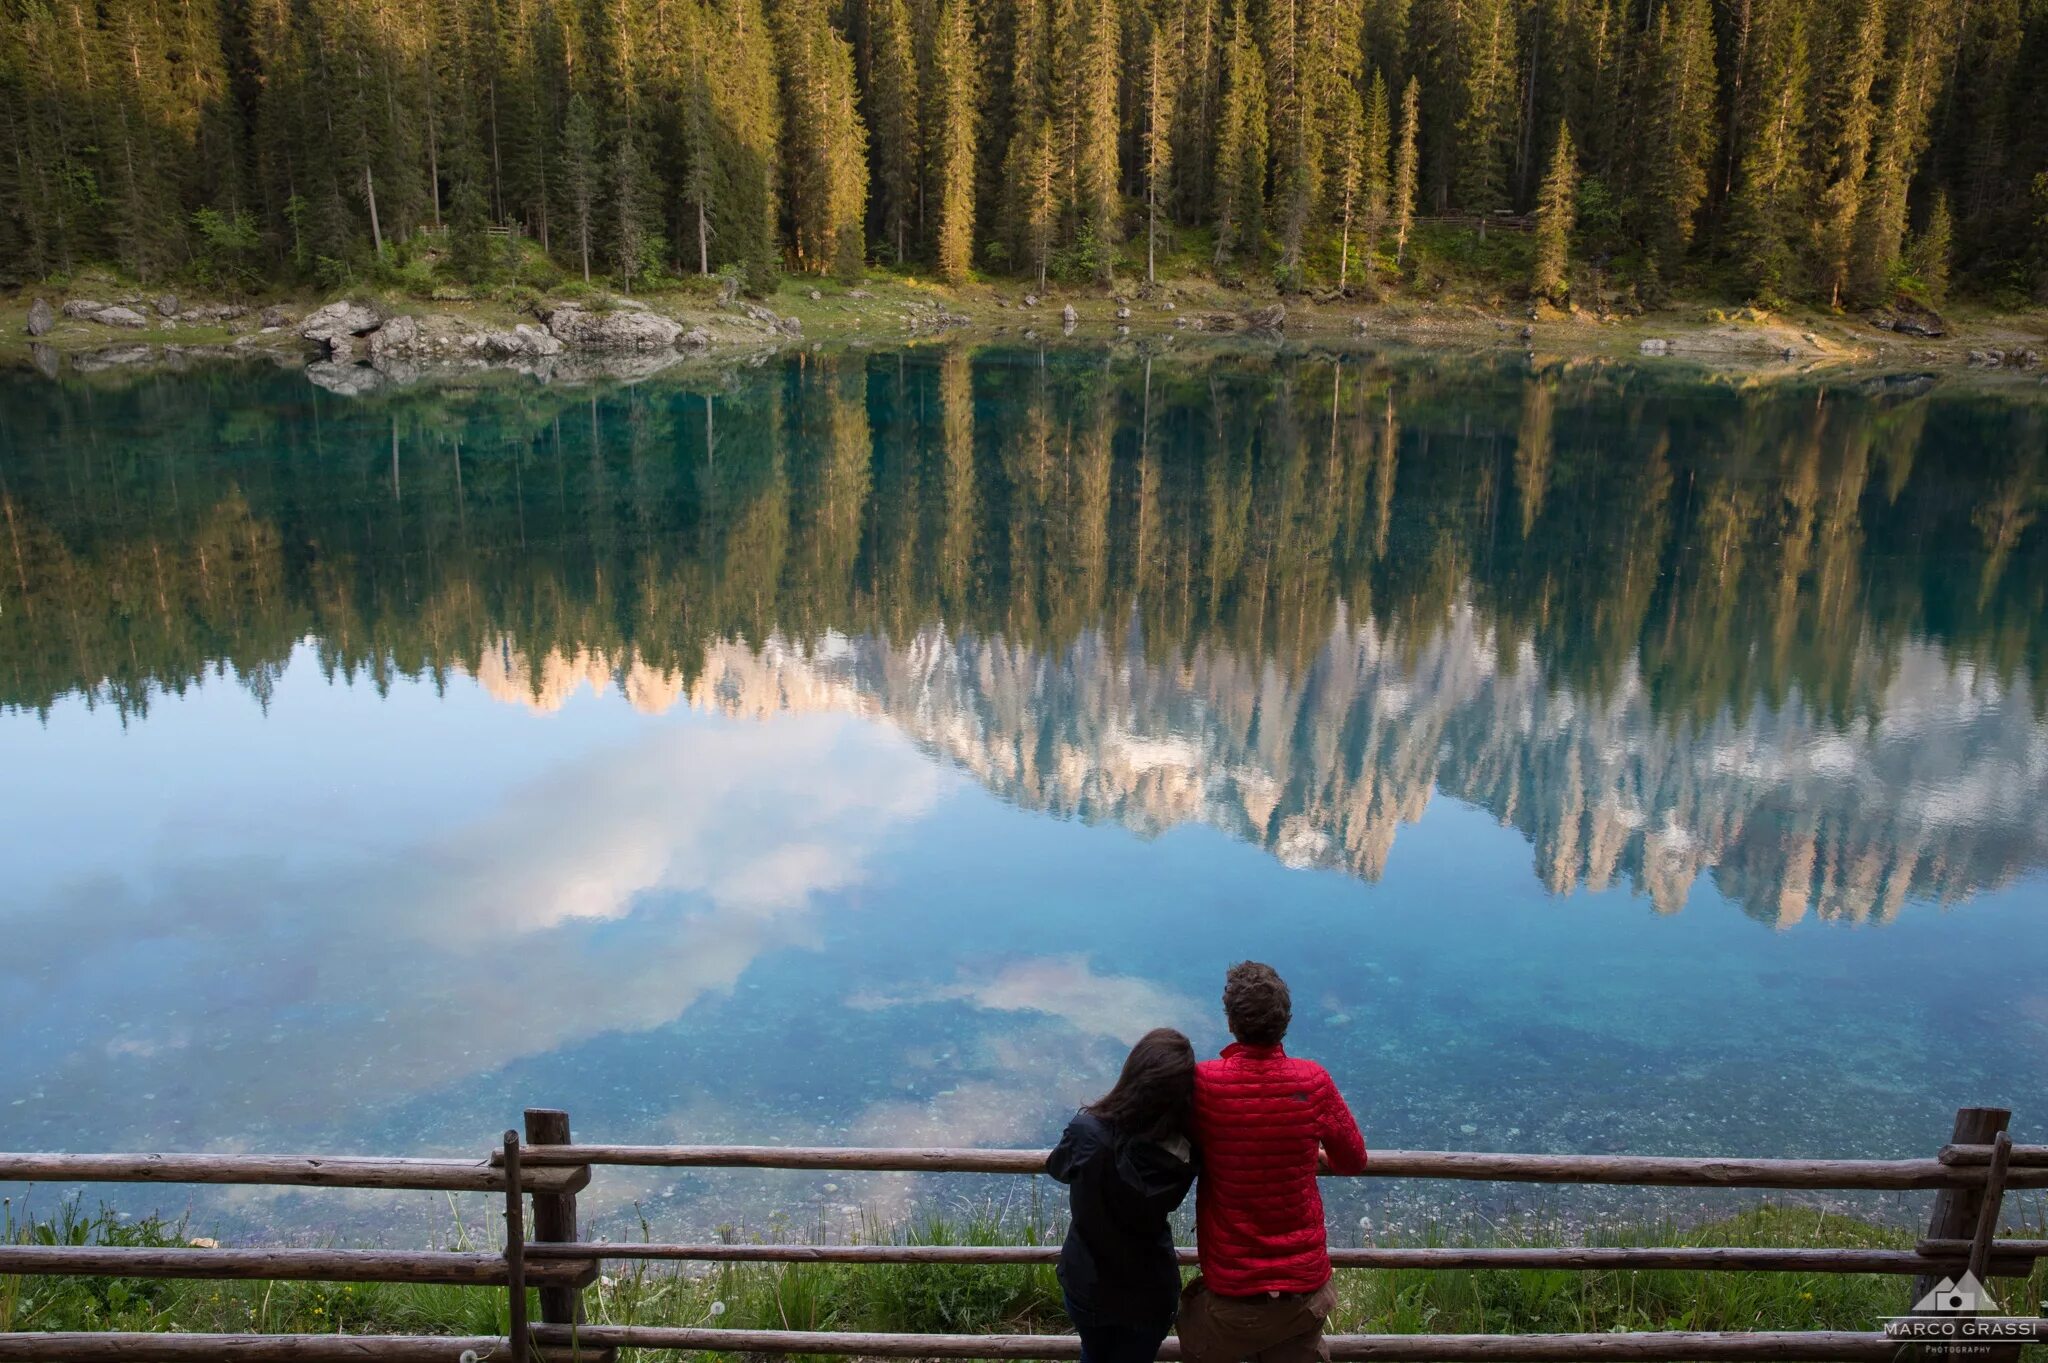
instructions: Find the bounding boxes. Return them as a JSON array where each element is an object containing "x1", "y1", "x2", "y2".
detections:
[{"x1": 3, "y1": 1199, "x2": 2043, "y2": 1359}]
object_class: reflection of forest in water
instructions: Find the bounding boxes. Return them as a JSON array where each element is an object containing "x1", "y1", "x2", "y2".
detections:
[{"x1": 3, "y1": 350, "x2": 2044, "y2": 924}]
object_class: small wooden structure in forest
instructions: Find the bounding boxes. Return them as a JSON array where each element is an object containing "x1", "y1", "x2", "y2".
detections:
[{"x1": 1, "y1": 1105, "x2": 2045, "y2": 1361}]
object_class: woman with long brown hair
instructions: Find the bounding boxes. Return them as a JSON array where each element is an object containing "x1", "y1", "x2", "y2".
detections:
[{"x1": 1047, "y1": 1027, "x2": 1199, "y2": 1363}]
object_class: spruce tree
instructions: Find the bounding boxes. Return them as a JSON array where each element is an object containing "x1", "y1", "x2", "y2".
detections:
[
  {"x1": 1726, "y1": 0, "x2": 1808, "y2": 302},
  {"x1": 1392, "y1": 76, "x2": 1420, "y2": 265},
  {"x1": 1360, "y1": 69, "x2": 1392, "y2": 265},
  {"x1": 1452, "y1": 0, "x2": 1519, "y2": 216},
  {"x1": 1213, "y1": 0, "x2": 1269, "y2": 265},
  {"x1": 1910, "y1": 190, "x2": 1951, "y2": 304},
  {"x1": 1810, "y1": 0, "x2": 1883, "y2": 306},
  {"x1": 1330, "y1": 82, "x2": 1365, "y2": 292},
  {"x1": 560, "y1": 91, "x2": 599, "y2": 280},
  {"x1": 1639, "y1": 0, "x2": 1717, "y2": 286},
  {"x1": 779, "y1": 0, "x2": 869, "y2": 277},
  {"x1": 1138, "y1": 0, "x2": 1179, "y2": 284},
  {"x1": 1531, "y1": 120, "x2": 1576, "y2": 302},
  {"x1": 866, "y1": 0, "x2": 920, "y2": 264},
  {"x1": 927, "y1": 0, "x2": 978, "y2": 282}
]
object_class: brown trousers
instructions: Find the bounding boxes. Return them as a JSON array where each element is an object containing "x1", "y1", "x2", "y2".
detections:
[{"x1": 1175, "y1": 1275, "x2": 1340, "y2": 1363}]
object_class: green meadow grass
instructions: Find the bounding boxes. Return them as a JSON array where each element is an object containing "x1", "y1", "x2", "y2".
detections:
[{"x1": 4, "y1": 1198, "x2": 2043, "y2": 1359}]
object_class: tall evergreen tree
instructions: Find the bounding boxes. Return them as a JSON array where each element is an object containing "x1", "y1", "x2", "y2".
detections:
[
  {"x1": 1810, "y1": 0, "x2": 1883, "y2": 306},
  {"x1": 559, "y1": 91, "x2": 599, "y2": 280},
  {"x1": 1392, "y1": 75, "x2": 1420, "y2": 264},
  {"x1": 1213, "y1": 0, "x2": 1269, "y2": 264},
  {"x1": 927, "y1": 0, "x2": 978, "y2": 281},
  {"x1": 1138, "y1": 0, "x2": 1179, "y2": 284},
  {"x1": 1638, "y1": 0, "x2": 1718, "y2": 286},
  {"x1": 779, "y1": 0, "x2": 869, "y2": 276},
  {"x1": 1531, "y1": 120, "x2": 1576, "y2": 301},
  {"x1": 866, "y1": 0, "x2": 920, "y2": 263}
]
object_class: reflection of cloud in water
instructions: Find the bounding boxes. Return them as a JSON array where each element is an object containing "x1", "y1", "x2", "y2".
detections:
[
  {"x1": 848, "y1": 955, "x2": 1203, "y2": 1045},
  {"x1": 0, "y1": 715, "x2": 941, "y2": 1149}
]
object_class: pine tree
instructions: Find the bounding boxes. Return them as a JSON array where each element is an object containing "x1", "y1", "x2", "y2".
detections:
[
  {"x1": 779, "y1": 0, "x2": 869, "y2": 276},
  {"x1": 1810, "y1": 0, "x2": 1883, "y2": 306},
  {"x1": 1330, "y1": 81, "x2": 1365, "y2": 292},
  {"x1": 1848, "y1": 0, "x2": 1956, "y2": 302},
  {"x1": 1138, "y1": 0, "x2": 1179, "y2": 284},
  {"x1": 1909, "y1": 190, "x2": 1951, "y2": 303},
  {"x1": 1453, "y1": 0, "x2": 1519, "y2": 216},
  {"x1": 711, "y1": 0, "x2": 782, "y2": 286},
  {"x1": 1531, "y1": 120, "x2": 1576, "y2": 302},
  {"x1": 927, "y1": 0, "x2": 978, "y2": 282},
  {"x1": 560, "y1": 91, "x2": 599, "y2": 280},
  {"x1": 1360, "y1": 69, "x2": 1392, "y2": 266},
  {"x1": 1726, "y1": 0, "x2": 1808, "y2": 302},
  {"x1": 1392, "y1": 75, "x2": 1420, "y2": 265},
  {"x1": 866, "y1": 0, "x2": 919, "y2": 263},
  {"x1": 1059, "y1": 0, "x2": 1120, "y2": 281},
  {"x1": 1638, "y1": 0, "x2": 1717, "y2": 285},
  {"x1": 1213, "y1": 0, "x2": 1269, "y2": 265}
]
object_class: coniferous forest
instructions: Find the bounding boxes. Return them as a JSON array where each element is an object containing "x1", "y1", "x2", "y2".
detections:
[{"x1": 2, "y1": 0, "x2": 2046, "y2": 306}]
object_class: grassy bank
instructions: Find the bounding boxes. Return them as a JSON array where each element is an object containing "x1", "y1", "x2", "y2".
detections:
[
  {"x1": 7, "y1": 249, "x2": 2046, "y2": 378},
  {"x1": 6, "y1": 1200, "x2": 2044, "y2": 1357}
]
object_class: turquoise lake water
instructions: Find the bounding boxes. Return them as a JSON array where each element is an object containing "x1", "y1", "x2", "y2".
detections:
[{"x1": 1, "y1": 347, "x2": 2044, "y2": 1239}]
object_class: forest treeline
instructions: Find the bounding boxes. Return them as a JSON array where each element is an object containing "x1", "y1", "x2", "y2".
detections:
[{"x1": 5, "y1": 0, "x2": 2046, "y2": 304}]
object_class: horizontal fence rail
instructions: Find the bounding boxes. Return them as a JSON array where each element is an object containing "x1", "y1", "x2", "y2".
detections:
[
  {"x1": 4, "y1": 1102, "x2": 2044, "y2": 1361},
  {"x1": 521, "y1": 1239, "x2": 2046, "y2": 1277},
  {"x1": 496, "y1": 1142, "x2": 2048, "y2": 1190},
  {"x1": 0, "y1": 1152, "x2": 585, "y2": 1194},
  {"x1": 532, "y1": 1323, "x2": 2048, "y2": 1360}
]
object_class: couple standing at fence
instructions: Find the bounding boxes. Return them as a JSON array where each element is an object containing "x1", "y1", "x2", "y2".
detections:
[{"x1": 1048, "y1": 961, "x2": 1367, "y2": 1363}]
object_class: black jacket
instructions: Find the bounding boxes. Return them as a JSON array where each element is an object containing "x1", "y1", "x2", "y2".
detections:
[{"x1": 1046, "y1": 1109, "x2": 1197, "y2": 1329}]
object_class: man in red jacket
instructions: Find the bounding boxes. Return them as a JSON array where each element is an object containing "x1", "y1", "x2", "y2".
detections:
[{"x1": 1178, "y1": 961, "x2": 1367, "y2": 1363}]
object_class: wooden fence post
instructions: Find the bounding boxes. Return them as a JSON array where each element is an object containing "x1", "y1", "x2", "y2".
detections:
[
  {"x1": 525, "y1": 1108, "x2": 609, "y2": 1363},
  {"x1": 502, "y1": 1132, "x2": 528, "y2": 1363},
  {"x1": 1915, "y1": 1107, "x2": 2017, "y2": 1363}
]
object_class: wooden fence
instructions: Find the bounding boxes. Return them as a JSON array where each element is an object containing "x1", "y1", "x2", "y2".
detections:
[{"x1": 2, "y1": 1105, "x2": 2045, "y2": 1362}]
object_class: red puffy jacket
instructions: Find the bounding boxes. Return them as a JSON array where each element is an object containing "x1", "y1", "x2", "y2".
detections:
[{"x1": 1191, "y1": 1042, "x2": 1367, "y2": 1296}]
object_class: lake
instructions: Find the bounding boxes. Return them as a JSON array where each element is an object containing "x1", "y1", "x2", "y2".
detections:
[{"x1": 2, "y1": 346, "x2": 2044, "y2": 1242}]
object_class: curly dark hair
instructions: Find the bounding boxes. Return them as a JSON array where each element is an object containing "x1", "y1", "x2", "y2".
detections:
[{"x1": 1222, "y1": 961, "x2": 1292, "y2": 1046}]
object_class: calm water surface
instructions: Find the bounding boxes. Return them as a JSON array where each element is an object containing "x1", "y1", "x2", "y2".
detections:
[{"x1": 2, "y1": 348, "x2": 2044, "y2": 1239}]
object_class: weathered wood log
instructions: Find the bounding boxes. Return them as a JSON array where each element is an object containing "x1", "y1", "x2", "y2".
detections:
[
  {"x1": 522, "y1": 1110, "x2": 597, "y2": 1335},
  {"x1": 0, "y1": 1245, "x2": 589, "y2": 1287},
  {"x1": 505, "y1": 1144, "x2": 2041, "y2": 1189},
  {"x1": 502, "y1": 1133, "x2": 528, "y2": 1363},
  {"x1": 0, "y1": 1335, "x2": 508, "y2": 1361},
  {"x1": 1937, "y1": 1143, "x2": 2048, "y2": 1167},
  {"x1": 1919, "y1": 1237, "x2": 2048, "y2": 1260},
  {"x1": 1967, "y1": 1131, "x2": 2014, "y2": 1285},
  {"x1": 531, "y1": 1323, "x2": 2036, "y2": 1359},
  {"x1": 1916, "y1": 1108, "x2": 2016, "y2": 1363},
  {"x1": 0, "y1": 1153, "x2": 584, "y2": 1194},
  {"x1": 521, "y1": 1241, "x2": 2035, "y2": 1276}
]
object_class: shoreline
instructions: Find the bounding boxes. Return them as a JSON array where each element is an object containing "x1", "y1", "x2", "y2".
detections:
[{"x1": 4, "y1": 279, "x2": 2045, "y2": 389}]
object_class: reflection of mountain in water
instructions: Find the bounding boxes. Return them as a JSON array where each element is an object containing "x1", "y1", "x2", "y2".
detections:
[
  {"x1": 477, "y1": 603, "x2": 2048, "y2": 925},
  {"x1": 5, "y1": 347, "x2": 2045, "y2": 921}
]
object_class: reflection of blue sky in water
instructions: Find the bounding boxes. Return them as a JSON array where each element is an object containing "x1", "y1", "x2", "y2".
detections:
[{"x1": 3, "y1": 625, "x2": 2045, "y2": 1239}]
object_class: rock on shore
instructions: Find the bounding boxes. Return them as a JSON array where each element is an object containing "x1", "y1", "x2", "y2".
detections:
[{"x1": 543, "y1": 305, "x2": 684, "y2": 350}]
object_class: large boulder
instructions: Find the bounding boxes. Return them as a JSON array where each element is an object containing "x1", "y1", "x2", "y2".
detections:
[
  {"x1": 91, "y1": 306, "x2": 150, "y2": 329},
  {"x1": 302, "y1": 300, "x2": 383, "y2": 352},
  {"x1": 25, "y1": 298, "x2": 54, "y2": 336},
  {"x1": 155, "y1": 294, "x2": 180, "y2": 318},
  {"x1": 545, "y1": 305, "x2": 684, "y2": 351},
  {"x1": 482, "y1": 323, "x2": 564, "y2": 359},
  {"x1": 1244, "y1": 303, "x2": 1286, "y2": 335},
  {"x1": 176, "y1": 302, "x2": 248, "y2": 324},
  {"x1": 259, "y1": 305, "x2": 295, "y2": 330},
  {"x1": 61, "y1": 299, "x2": 109, "y2": 318}
]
